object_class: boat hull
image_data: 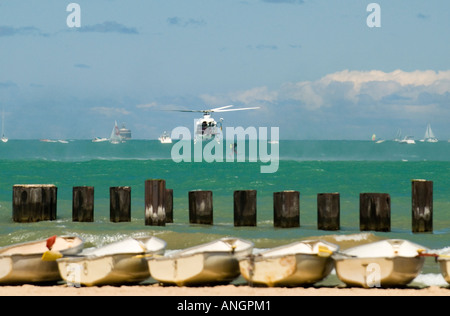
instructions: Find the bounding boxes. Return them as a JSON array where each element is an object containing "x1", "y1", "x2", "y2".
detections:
[
  {"x1": 239, "y1": 253, "x2": 334, "y2": 287},
  {"x1": 334, "y1": 256, "x2": 425, "y2": 288},
  {"x1": 0, "y1": 254, "x2": 62, "y2": 284},
  {"x1": 57, "y1": 236, "x2": 166, "y2": 287},
  {"x1": 58, "y1": 254, "x2": 153, "y2": 287},
  {"x1": 438, "y1": 258, "x2": 450, "y2": 284},
  {"x1": 0, "y1": 236, "x2": 84, "y2": 284},
  {"x1": 148, "y1": 237, "x2": 254, "y2": 286},
  {"x1": 148, "y1": 252, "x2": 241, "y2": 286}
]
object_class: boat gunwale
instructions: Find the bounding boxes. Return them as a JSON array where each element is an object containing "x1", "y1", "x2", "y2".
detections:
[
  {"x1": 148, "y1": 238, "x2": 254, "y2": 261},
  {"x1": 57, "y1": 236, "x2": 167, "y2": 261},
  {"x1": 243, "y1": 240, "x2": 339, "y2": 261},
  {"x1": 0, "y1": 236, "x2": 84, "y2": 257}
]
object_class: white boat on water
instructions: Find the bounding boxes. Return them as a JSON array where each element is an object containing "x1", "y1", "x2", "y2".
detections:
[
  {"x1": 0, "y1": 236, "x2": 83, "y2": 284},
  {"x1": 399, "y1": 136, "x2": 415, "y2": 144},
  {"x1": 92, "y1": 137, "x2": 109, "y2": 143},
  {"x1": 110, "y1": 121, "x2": 123, "y2": 144},
  {"x1": 1, "y1": 109, "x2": 7, "y2": 143},
  {"x1": 147, "y1": 237, "x2": 254, "y2": 286},
  {"x1": 393, "y1": 129, "x2": 402, "y2": 142},
  {"x1": 420, "y1": 123, "x2": 438, "y2": 143},
  {"x1": 57, "y1": 236, "x2": 166, "y2": 287},
  {"x1": 158, "y1": 131, "x2": 172, "y2": 144},
  {"x1": 239, "y1": 240, "x2": 339, "y2": 287},
  {"x1": 333, "y1": 239, "x2": 427, "y2": 288}
]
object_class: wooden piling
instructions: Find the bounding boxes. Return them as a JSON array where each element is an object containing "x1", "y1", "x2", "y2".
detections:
[
  {"x1": 72, "y1": 186, "x2": 94, "y2": 222},
  {"x1": 110, "y1": 186, "x2": 131, "y2": 223},
  {"x1": 234, "y1": 190, "x2": 257, "y2": 227},
  {"x1": 189, "y1": 190, "x2": 213, "y2": 225},
  {"x1": 12, "y1": 185, "x2": 57, "y2": 223},
  {"x1": 165, "y1": 189, "x2": 173, "y2": 223},
  {"x1": 145, "y1": 179, "x2": 166, "y2": 226},
  {"x1": 273, "y1": 190, "x2": 300, "y2": 228},
  {"x1": 360, "y1": 193, "x2": 391, "y2": 232},
  {"x1": 412, "y1": 179, "x2": 433, "y2": 233},
  {"x1": 317, "y1": 193, "x2": 340, "y2": 231}
]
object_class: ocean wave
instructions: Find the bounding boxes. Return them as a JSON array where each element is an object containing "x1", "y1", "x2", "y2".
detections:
[{"x1": 412, "y1": 273, "x2": 448, "y2": 287}]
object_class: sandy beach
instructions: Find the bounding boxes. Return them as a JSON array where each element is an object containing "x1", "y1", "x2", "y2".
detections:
[{"x1": 0, "y1": 284, "x2": 448, "y2": 296}]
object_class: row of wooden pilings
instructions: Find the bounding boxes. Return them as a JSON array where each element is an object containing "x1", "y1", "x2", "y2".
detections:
[{"x1": 12, "y1": 179, "x2": 433, "y2": 233}]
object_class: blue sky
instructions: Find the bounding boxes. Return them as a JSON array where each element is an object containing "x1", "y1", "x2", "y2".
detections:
[{"x1": 0, "y1": 0, "x2": 449, "y2": 140}]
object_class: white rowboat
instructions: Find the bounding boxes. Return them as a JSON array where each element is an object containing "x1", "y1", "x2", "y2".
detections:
[
  {"x1": 147, "y1": 237, "x2": 254, "y2": 286},
  {"x1": 57, "y1": 236, "x2": 166, "y2": 287},
  {"x1": 0, "y1": 236, "x2": 83, "y2": 284},
  {"x1": 333, "y1": 239, "x2": 427, "y2": 288},
  {"x1": 239, "y1": 240, "x2": 339, "y2": 287}
]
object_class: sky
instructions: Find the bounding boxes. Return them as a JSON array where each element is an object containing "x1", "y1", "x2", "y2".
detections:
[{"x1": 0, "y1": 0, "x2": 449, "y2": 140}]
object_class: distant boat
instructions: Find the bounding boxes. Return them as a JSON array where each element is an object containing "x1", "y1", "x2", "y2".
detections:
[
  {"x1": 393, "y1": 129, "x2": 402, "y2": 142},
  {"x1": 399, "y1": 136, "x2": 415, "y2": 144},
  {"x1": 110, "y1": 121, "x2": 123, "y2": 144},
  {"x1": 158, "y1": 131, "x2": 172, "y2": 144},
  {"x1": 58, "y1": 140, "x2": 69, "y2": 144},
  {"x1": 420, "y1": 123, "x2": 438, "y2": 143},
  {"x1": 92, "y1": 137, "x2": 109, "y2": 143},
  {"x1": 372, "y1": 134, "x2": 384, "y2": 143},
  {"x1": 1, "y1": 109, "x2": 7, "y2": 143},
  {"x1": 119, "y1": 123, "x2": 131, "y2": 140},
  {"x1": 40, "y1": 139, "x2": 57, "y2": 143}
]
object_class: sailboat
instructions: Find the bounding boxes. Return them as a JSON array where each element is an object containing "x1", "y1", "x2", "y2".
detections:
[
  {"x1": 1, "y1": 109, "x2": 8, "y2": 143},
  {"x1": 393, "y1": 129, "x2": 402, "y2": 142},
  {"x1": 109, "y1": 121, "x2": 123, "y2": 144},
  {"x1": 421, "y1": 123, "x2": 438, "y2": 143}
]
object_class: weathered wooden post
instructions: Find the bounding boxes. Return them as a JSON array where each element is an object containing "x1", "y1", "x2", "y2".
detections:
[
  {"x1": 273, "y1": 190, "x2": 300, "y2": 228},
  {"x1": 412, "y1": 179, "x2": 433, "y2": 233},
  {"x1": 145, "y1": 179, "x2": 166, "y2": 226},
  {"x1": 360, "y1": 193, "x2": 391, "y2": 232},
  {"x1": 189, "y1": 190, "x2": 213, "y2": 225},
  {"x1": 165, "y1": 189, "x2": 173, "y2": 223},
  {"x1": 234, "y1": 190, "x2": 257, "y2": 226},
  {"x1": 110, "y1": 186, "x2": 131, "y2": 223},
  {"x1": 12, "y1": 184, "x2": 57, "y2": 223},
  {"x1": 72, "y1": 186, "x2": 94, "y2": 222},
  {"x1": 317, "y1": 193, "x2": 340, "y2": 231}
]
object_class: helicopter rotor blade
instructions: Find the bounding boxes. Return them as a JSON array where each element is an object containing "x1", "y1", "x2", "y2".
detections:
[
  {"x1": 210, "y1": 105, "x2": 234, "y2": 112},
  {"x1": 163, "y1": 109, "x2": 208, "y2": 113},
  {"x1": 213, "y1": 106, "x2": 260, "y2": 112}
]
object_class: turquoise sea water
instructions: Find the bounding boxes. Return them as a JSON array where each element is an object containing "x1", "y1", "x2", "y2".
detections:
[{"x1": 0, "y1": 139, "x2": 449, "y2": 286}]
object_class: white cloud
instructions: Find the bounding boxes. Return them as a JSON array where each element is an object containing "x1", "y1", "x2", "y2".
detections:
[
  {"x1": 200, "y1": 86, "x2": 278, "y2": 106},
  {"x1": 198, "y1": 69, "x2": 450, "y2": 127},
  {"x1": 136, "y1": 102, "x2": 158, "y2": 109},
  {"x1": 276, "y1": 69, "x2": 450, "y2": 112}
]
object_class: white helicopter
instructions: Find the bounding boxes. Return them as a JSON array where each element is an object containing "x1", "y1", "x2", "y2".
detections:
[{"x1": 172, "y1": 105, "x2": 260, "y2": 143}]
